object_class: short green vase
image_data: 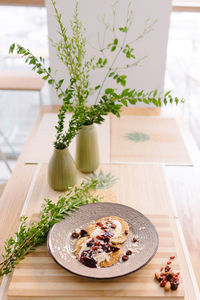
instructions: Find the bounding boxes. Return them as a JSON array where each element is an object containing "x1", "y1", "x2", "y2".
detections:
[
  {"x1": 76, "y1": 124, "x2": 100, "y2": 173},
  {"x1": 48, "y1": 147, "x2": 77, "y2": 190}
]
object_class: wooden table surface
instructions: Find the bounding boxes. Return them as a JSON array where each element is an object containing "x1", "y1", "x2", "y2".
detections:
[{"x1": 0, "y1": 106, "x2": 200, "y2": 299}]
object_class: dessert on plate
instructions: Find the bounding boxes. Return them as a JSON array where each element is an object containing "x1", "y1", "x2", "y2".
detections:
[{"x1": 73, "y1": 216, "x2": 130, "y2": 268}]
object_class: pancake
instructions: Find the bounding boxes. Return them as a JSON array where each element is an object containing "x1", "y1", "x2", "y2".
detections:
[
  {"x1": 75, "y1": 237, "x2": 122, "y2": 268},
  {"x1": 88, "y1": 216, "x2": 129, "y2": 244}
]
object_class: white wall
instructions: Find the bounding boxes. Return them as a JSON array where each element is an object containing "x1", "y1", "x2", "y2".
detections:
[{"x1": 46, "y1": 0, "x2": 172, "y2": 105}]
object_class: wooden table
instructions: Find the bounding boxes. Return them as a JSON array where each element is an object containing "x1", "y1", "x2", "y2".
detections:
[{"x1": 0, "y1": 106, "x2": 200, "y2": 299}]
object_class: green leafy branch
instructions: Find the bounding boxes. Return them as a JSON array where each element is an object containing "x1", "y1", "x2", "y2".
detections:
[
  {"x1": 129, "y1": 18, "x2": 156, "y2": 44},
  {"x1": 82, "y1": 87, "x2": 184, "y2": 126},
  {"x1": 54, "y1": 78, "x2": 76, "y2": 149},
  {"x1": 94, "y1": 3, "x2": 133, "y2": 104},
  {"x1": 0, "y1": 177, "x2": 101, "y2": 277},
  {"x1": 9, "y1": 43, "x2": 65, "y2": 97},
  {"x1": 57, "y1": 103, "x2": 88, "y2": 148},
  {"x1": 103, "y1": 87, "x2": 184, "y2": 107},
  {"x1": 51, "y1": 0, "x2": 91, "y2": 105}
]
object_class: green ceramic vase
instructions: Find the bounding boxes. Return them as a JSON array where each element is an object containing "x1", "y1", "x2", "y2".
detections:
[
  {"x1": 76, "y1": 124, "x2": 100, "y2": 173},
  {"x1": 48, "y1": 147, "x2": 77, "y2": 190}
]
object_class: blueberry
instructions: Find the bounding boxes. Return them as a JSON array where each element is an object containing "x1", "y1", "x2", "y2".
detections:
[{"x1": 80, "y1": 229, "x2": 88, "y2": 237}]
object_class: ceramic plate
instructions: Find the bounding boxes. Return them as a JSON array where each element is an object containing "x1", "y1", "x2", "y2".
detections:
[{"x1": 47, "y1": 202, "x2": 159, "y2": 279}]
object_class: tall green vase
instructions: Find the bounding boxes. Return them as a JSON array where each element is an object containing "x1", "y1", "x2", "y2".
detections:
[
  {"x1": 76, "y1": 124, "x2": 100, "y2": 173},
  {"x1": 48, "y1": 147, "x2": 77, "y2": 190}
]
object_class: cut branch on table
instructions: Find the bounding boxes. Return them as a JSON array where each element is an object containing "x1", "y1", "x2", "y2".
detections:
[{"x1": 0, "y1": 176, "x2": 102, "y2": 277}]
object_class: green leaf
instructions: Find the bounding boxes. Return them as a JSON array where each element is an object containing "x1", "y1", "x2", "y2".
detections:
[
  {"x1": 103, "y1": 58, "x2": 107, "y2": 65},
  {"x1": 105, "y1": 88, "x2": 114, "y2": 94},
  {"x1": 37, "y1": 69, "x2": 43, "y2": 74},
  {"x1": 153, "y1": 89, "x2": 157, "y2": 97},
  {"x1": 58, "y1": 79, "x2": 64, "y2": 88},
  {"x1": 95, "y1": 85, "x2": 101, "y2": 90},
  {"x1": 121, "y1": 99, "x2": 128, "y2": 106},
  {"x1": 9, "y1": 43, "x2": 15, "y2": 54},
  {"x1": 113, "y1": 38, "x2": 118, "y2": 45},
  {"x1": 121, "y1": 88, "x2": 130, "y2": 96},
  {"x1": 42, "y1": 75, "x2": 49, "y2": 80},
  {"x1": 119, "y1": 26, "x2": 128, "y2": 32},
  {"x1": 120, "y1": 78, "x2": 126, "y2": 86},
  {"x1": 164, "y1": 90, "x2": 171, "y2": 97},
  {"x1": 137, "y1": 90, "x2": 144, "y2": 97},
  {"x1": 109, "y1": 72, "x2": 115, "y2": 77},
  {"x1": 48, "y1": 79, "x2": 54, "y2": 85}
]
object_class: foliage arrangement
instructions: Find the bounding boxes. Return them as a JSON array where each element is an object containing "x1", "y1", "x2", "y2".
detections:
[
  {"x1": 9, "y1": 0, "x2": 184, "y2": 150},
  {"x1": 0, "y1": 176, "x2": 102, "y2": 277}
]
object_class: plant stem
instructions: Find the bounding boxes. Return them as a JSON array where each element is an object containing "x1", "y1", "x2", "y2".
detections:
[{"x1": 94, "y1": 4, "x2": 130, "y2": 105}]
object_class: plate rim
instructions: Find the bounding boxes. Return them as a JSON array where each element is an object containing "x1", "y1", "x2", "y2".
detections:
[{"x1": 47, "y1": 202, "x2": 159, "y2": 280}]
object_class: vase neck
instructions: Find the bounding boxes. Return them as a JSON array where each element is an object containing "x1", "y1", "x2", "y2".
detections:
[
  {"x1": 80, "y1": 124, "x2": 95, "y2": 131},
  {"x1": 54, "y1": 147, "x2": 69, "y2": 154}
]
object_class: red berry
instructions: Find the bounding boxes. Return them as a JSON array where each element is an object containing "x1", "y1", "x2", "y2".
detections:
[
  {"x1": 86, "y1": 241, "x2": 94, "y2": 247},
  {"x1": 104, "y1": 236, "x2": 110, "y2": 243},
  {"x1": 111, "y1": 246, "x2": 120, "y2": 252},
  {"x1": 167, "y1": 261, "x2": 172, "y2": 265},
  {"x1": 122, "y1": 255, "x2": 129, "y2": 261},
  {"x1": 124, "y1": 230, "x2": 129, "y2": 235},
  {"x1": 80, "y1": 229, "x2": 88, "y2": 237},
  {"x1": 92, "y1": 246, "x2": 98, "y2": 251},
  {"x1": 171, "y1": 281, "x2": 179, "y2": 290},
  {"x1": 172, "y1": 276, "x2": 177, "y2": 281},
  {"x1": 160, "y1": 280, "x2": 166, "y2": 287},
  {"x1": 126, "y1": 250, "x2": 132, "y2": 255},
  {"x1": 165, "y1": 265, "x2": 171, "y2": 272},
  {"x1": 71, "y1": 232, "x2": 79, "y2": 238},
  {"x1": 96, "y1": 235, "x2": 104, "y2": 240},
  {"x1": 94, "y1": 242, "x2": 101, "y2": 246},
  {"x1": 170, "y1": 256, "x2": 175, "y2": 259},
  {"x1": 166, "y1": 273, "x2": 173, "y2": 281},
  {"x1": 133, "y1": 237, "x2": 138, "y2": 243}
]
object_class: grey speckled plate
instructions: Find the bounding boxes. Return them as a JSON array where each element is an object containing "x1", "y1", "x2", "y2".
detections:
[{"x1": 47, "y1": 202, "x2": 159, "y2": 280}]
